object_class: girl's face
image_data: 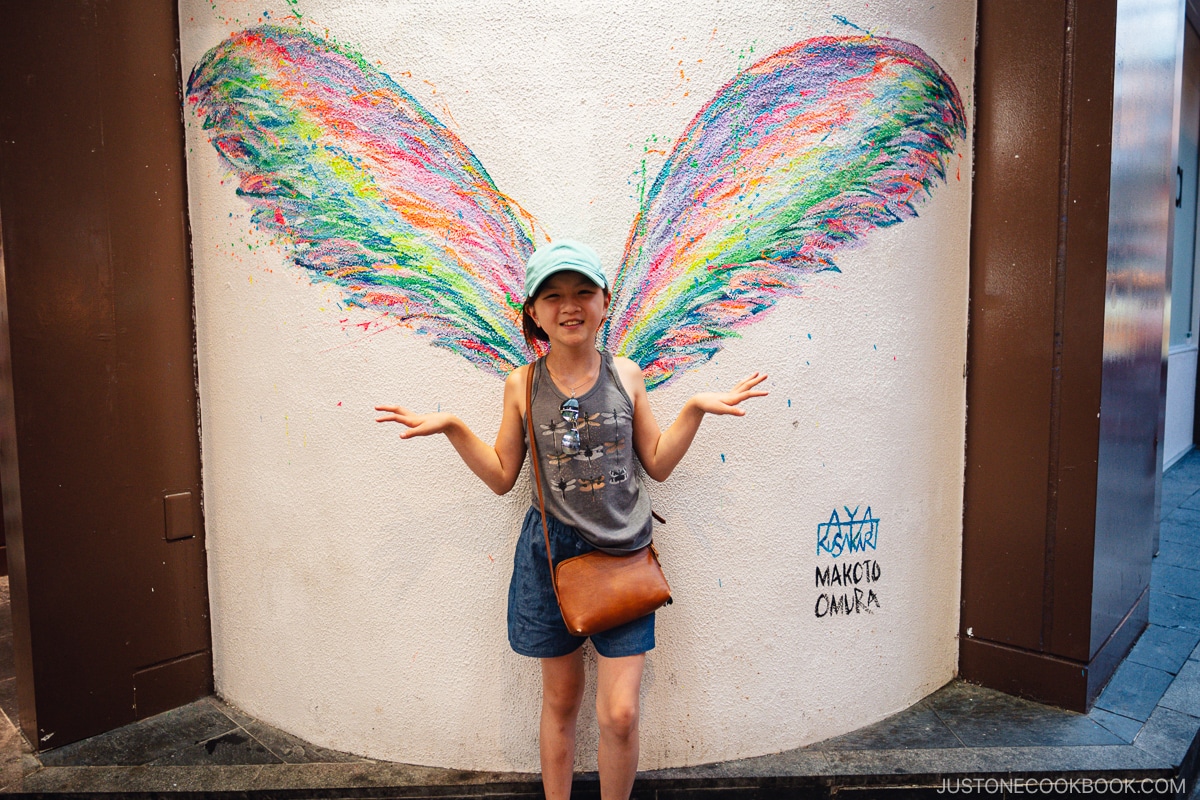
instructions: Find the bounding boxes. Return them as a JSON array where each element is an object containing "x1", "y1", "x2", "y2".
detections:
[{"x1": 529, "y1": 271, "x2": 610, "y2": 348}]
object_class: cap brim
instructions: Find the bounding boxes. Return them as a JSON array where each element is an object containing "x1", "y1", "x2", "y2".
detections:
[{"x1": 527, "y1": 266, "x2": 608, "y2": 298}]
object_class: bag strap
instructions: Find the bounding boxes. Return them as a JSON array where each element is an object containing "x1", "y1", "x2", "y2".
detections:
[{"x1": 525, "y1": 359, "x2": 562, "y2": 606}]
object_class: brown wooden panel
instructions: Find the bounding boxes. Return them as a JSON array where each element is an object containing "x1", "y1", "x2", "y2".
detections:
[
  {"x1": 960, "y1": 587, "x2": 1146, "y2": 713},
  {"x1": 134, "y1": 651, "x2": 213, "y2": 720},
  {"x1": 959, "y1": 638, "x2": 1089, "y2": 712},
  {"x1": 0, "y1": 0, "x2": 210, "y2": 748},
  {"x1": 963, "y1": 0, "x2": 1070, "y2": 652}
]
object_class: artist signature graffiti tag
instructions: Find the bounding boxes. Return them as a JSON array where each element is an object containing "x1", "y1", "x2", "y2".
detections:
[{"x1": 816, "y1": 506, "x2": 879, "y2": 558}]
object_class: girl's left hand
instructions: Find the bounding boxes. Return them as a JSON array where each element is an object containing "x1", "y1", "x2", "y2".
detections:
[{"x1": 690, "y1": 372, "x2": 769, "y2": 416}]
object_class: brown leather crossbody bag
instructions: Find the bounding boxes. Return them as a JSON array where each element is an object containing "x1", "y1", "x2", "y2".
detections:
[{"x1": 524, "y1": 359, "x2": 672, "y2": 637}]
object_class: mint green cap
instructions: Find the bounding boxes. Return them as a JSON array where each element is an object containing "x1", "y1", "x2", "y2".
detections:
[{"x1": 524, "y1": 239, "x2": 608, "y2": 298}]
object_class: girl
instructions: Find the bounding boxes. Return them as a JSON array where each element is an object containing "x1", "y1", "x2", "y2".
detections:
[{"x1": 375, "y1": 239, "x2": 767, "y2": 800}]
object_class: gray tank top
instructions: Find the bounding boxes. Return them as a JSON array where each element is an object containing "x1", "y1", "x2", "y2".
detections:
[{"x1": 525, "y1": 351, "x2": 653, "y2": 554}]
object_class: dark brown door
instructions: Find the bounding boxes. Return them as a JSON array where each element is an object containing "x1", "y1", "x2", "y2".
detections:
[{"x1": 0, "y1": 0, "x2": 211, "y2": 749}]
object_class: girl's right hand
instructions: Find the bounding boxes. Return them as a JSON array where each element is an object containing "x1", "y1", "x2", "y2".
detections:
[{"x1": 374, "y1": 405, "x2": 458, "y2": 439}]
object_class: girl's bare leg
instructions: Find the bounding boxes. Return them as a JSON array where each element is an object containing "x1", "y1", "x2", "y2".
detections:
[
  {"x1": 540, "y1": 650, "x2": 586, "y2": 800},
  {"x1": 595, "y1": 652, "x2": 645, "y2": 800}
]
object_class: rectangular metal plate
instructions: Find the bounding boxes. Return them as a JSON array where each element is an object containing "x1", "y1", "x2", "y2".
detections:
[{"x1": 163, "y1": 492, "x2": 194, "y2": 542}]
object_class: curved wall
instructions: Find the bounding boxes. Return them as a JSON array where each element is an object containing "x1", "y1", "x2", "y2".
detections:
[{"x1": 180, "y1": 0, "x2": 975, "y2": 770}]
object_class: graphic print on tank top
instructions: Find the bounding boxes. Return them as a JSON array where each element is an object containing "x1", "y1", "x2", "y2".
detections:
[{"x1": 539, "y1": 401, "x2": 630, "y2": 503}]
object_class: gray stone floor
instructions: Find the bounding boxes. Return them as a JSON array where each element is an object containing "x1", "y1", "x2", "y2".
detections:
[{"x1": 3, "y1": 455, "x2": 1200, "y2": 796}]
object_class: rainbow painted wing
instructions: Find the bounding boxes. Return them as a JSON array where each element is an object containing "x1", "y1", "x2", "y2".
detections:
[
  {"x1": 604, "y1": 36, "x2": 966, "y2": 389},
  {"x1": 187, "y1": 26, "x2": 538, "y2": 376}
]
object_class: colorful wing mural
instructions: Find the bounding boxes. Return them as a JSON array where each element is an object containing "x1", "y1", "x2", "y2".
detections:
[
  {"x1": 602, "y1": 36, "x2": 966, "y2": 389},
  {"x1": 188, "y1": 27, "x2": 540, "y2": 377},
  {"x1": 188, "y1": 24, "x2": 965, "y2": 389}
]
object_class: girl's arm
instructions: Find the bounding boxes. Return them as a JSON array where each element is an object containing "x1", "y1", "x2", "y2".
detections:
[
  {"x1": 375, "y1": 365, "x2": 529, "y2": 495},
  {"x1": 616, "y1": 358, "x2": 768, "y2": 482}
]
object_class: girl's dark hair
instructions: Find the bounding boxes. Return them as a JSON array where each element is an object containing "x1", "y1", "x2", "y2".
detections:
[
  {"x1": 520, "y1": 274, "x2": 610, "y2": 349},
  {"x1": 521, "y1": 298, "x2": 549, "y2": 347}
]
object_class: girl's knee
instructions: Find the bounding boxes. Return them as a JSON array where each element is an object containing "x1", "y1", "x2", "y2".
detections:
[
  {"x1": 541, "y1": 652, "x2": 585, "y2": 719},
  {"x1": 543, "y1": 687, "x2": 583, "y2": 720},
  {"x1": 597, "y1": 699, "x2": 639, "y2": 739},
  {"x1": 542, "y1": 675, "x2": 585, "y2": 720}
]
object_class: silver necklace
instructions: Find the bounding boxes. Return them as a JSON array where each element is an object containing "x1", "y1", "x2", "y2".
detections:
[{"x1": 546, "y1": 356, "x2": 600, "y2": 398}]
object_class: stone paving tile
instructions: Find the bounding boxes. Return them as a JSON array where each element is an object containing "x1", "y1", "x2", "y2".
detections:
[
  {"x1": 1165, "y1": 462, "x2": 1200, "y2": 482},
  {"x1": 17, "y1": 760, "x2": 548, "y2": 794},
  {"x1": 0, "y1": 679, "x2": 16, "y2": 731},
  {"x1": 207, "y1": 696, "x2": 255, "y2": 729},
  {"x1": 1152, "y1": 562, "x2": 1200, "y2": 601},
  {"x1": 1163, "y1": 487, "x2": 1195, "y2": 512},
  {"x1": 924, "y1": 682, "x2": 1124, "y2": 747},
  {"x1": 1164, "y1": 469, "x2": 1200, "y2": 489},
  {"x1": 643, "y1": 750, "x2": 836, "y2": 781},
  {"x1": 1165, "y1": 506, "x2": 1200, "y2": 526},
  {"x1": 1094, "y1": 660, "x2": 1176, "y2": 722},
  {"x1": 0, "y1": 641, "x2": 11, "y2": 693},
  {"x1": 1161, "y1": 520, "x2": 1200, "y2": 546},
  {"x1": 1176, "y1": 484, "x2": 1200, "y2": 510},
  {"x1": 1156, "y1": 540, "x2": 1200, "y2": 570},
  {"x1": 818, "y1": 747, "x2": 996, "y2": 777},
  {"x1": 0, "y1": 716, "x2": 25, "y2": 793},
  {"x1": 1151, "y1": 591, "x2": 1200, "y2": 631},
  {"x1": 809, "y1": 703, "x2": 962, "y2": 751},
  {"x1": 244, "y1": 761, "x2": 546, "y2": 790},
  {"x1": 1152, "y1": 589, "x2": 1200, "y2": 627},
  {"x1": 1085, "y1": 708, "x2": 1144, "y2": 743},
  {"x1": 818, "y1": 744, "x2": 1164, "y2": 776},
  {"x1": 1163, "y1": 473, "x2": 1193, "y2": 489},
  {"x1": 655, "y1": 787, "x2": 823, "y2": 800},
  {"x1": 1166, "y1": 467, "x2": 1200, "y2": 484},
  {"x1": 1126, "y1": 624, "x2": 1200, "y2": 675},
  {"x1": 36, "y1": 701, "x2": 237, "y2": 768},
  {"x1": 1167, "y1": 452, "x2": 1200, "y2": 481},
  {"x1": 1159, "y1": 658, "x2": 1200, "y2": 717},
  {"x1": 1132, "y1": 705, "x2": 1200, "y2": 764},
  {"x1": 145, "y1": 728, "x2": 283, "y2": 766},
  {"x1": 238, "y1": 718, "x2": 374, "y2": 764},
  {"x1": 17, "y1": 764, "x2": 269, "y2": 793},
  {"x1": 208, "y1": 696, "x2": 370, "y2": 765}
]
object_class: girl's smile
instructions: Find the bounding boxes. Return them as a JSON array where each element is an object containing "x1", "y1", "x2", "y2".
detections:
[{"x1": 530, "y1": 272, "x2": 610, "y2": 346}]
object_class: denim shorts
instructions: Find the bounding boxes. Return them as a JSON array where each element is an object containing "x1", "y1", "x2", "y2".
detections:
[{"x1": 508, "y1": 506, "x2": 655, "y2": 659}]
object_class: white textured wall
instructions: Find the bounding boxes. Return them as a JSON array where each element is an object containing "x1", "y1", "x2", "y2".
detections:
[{"x1": 180, "y1": 0, "x2": 975, "y2": 770}]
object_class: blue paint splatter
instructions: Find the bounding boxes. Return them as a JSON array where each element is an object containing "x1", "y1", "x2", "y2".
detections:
[
  {"x1": 834, "y1": 15, "x2": 871, "y2": 35},
  {"x1": 787, "y1": 398, "x2": 792, "y2": 407},
  {"x1": 720, "y1": 453, "x2": 726, "y2": 463}
]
